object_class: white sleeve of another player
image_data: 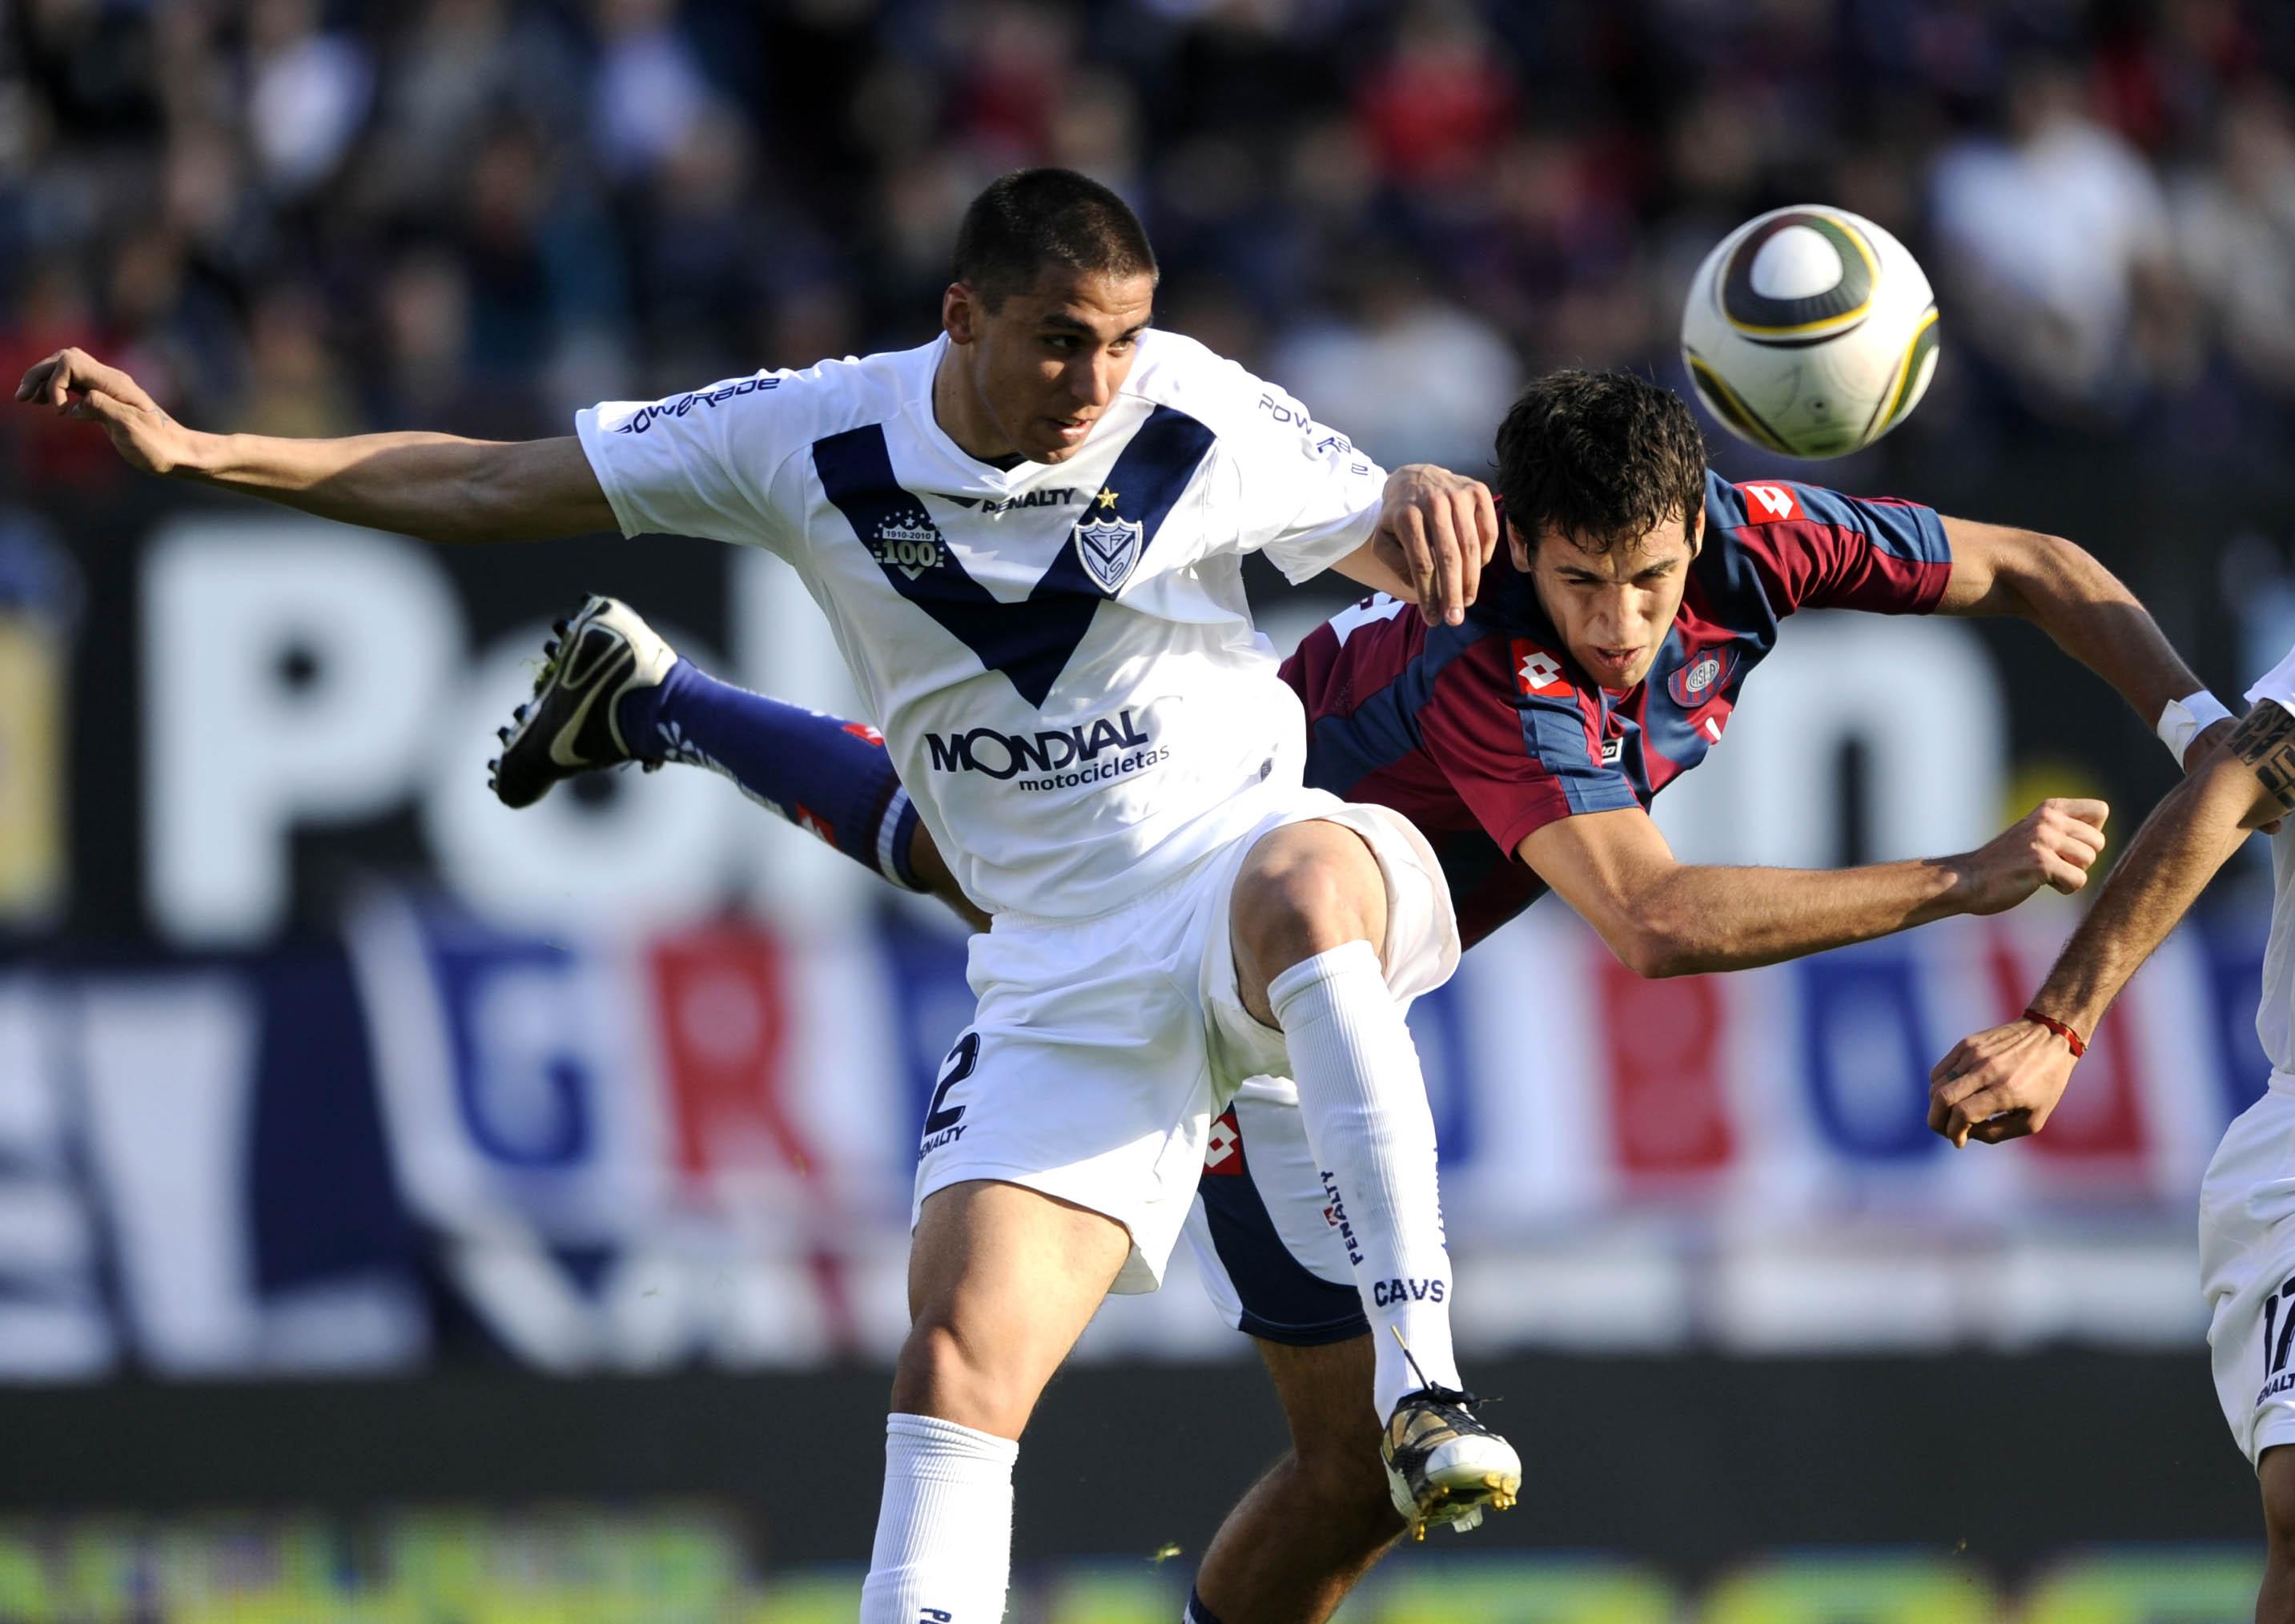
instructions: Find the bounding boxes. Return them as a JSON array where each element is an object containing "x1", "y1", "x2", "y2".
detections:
[
  {"x1": 2245, "y1": 644, "x2": 2295, "y2": 715},
  {"x1": 1208, "y1": 366, "x2": 1389, "y2": 584},
  {"x1": 574, "y1": 373, "x2": 800, "y2": 551}
]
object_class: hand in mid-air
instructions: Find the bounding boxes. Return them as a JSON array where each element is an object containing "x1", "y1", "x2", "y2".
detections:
[
  {"x1": 1928, "y1": 798, "x2": 2112, "y2": 1144},
  {"x1": 16, "y1": 348, "x2": 186, "y2": 475},
  {"x1": 1373, "y1": 463, "x2": 1500, "y2": 627},
  {"x1": 1927, "y1": 1018, "x2": 2080, "y2": 1146},
  {"x1": 1951, "y1": 797, "x2": 2110, "y2": 914}
]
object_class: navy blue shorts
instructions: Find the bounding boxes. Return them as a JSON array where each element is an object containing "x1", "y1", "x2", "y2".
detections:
[{"x1": 1183, "y1": 1079, "x2": 1370, "y2": 1346}]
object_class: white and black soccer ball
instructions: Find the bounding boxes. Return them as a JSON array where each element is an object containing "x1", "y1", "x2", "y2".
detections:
[{"x1": 1681, "y1": 205, "x2": 1940, "y2": 460}]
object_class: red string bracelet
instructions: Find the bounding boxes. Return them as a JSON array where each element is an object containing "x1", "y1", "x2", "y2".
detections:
[{"x1": 2023, "y1": 1008, "x2": 2087, "y2": 1058}]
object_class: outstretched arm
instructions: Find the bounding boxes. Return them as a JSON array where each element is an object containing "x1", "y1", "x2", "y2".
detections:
[
  {"x1": 18, "y1": 348, "x2": 615, "y2": 544},
  {"x1": 1927, "y1": 702, "x2": 2295, "y2": 1146},
  {"x1": 1521, "y1": 796, "x2": 2108, "y2": 979},
  {"x1": 1937, "y1": 517, "x2": 2224, "y2": 766}
]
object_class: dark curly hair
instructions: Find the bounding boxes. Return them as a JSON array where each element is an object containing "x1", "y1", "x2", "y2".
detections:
[
  {"x1": 953, "y1": 169, "x2": 1159, "y2": 312},
  {"x1": 1494, "y1": 370, "x2": 1708, "y2": 556}
]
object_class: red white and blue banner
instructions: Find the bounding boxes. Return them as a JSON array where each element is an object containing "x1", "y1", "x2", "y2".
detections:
[
  {"x1": 6, "y1": 509, "x2": 2280, "y2": 1377},
  {"x1": 0, "y1": 897, "x2": 2267, "y2": 1380}
]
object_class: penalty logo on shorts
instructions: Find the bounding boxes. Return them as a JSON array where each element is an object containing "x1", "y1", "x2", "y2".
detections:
[{"x1": 1074, "y1": 516, "x2": 1146, "y2": 593}]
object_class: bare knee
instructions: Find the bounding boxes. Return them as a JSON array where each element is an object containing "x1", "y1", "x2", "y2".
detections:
[
  {"x1": 1232, "y1": 826, "x2": 1387, "y2": 994},
  {"x1": 891, "y1": 1318, "x2": 1036, "y2": 1441}
]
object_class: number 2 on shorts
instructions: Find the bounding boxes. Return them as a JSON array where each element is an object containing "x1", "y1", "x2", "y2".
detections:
[{"x1": 924, "y1": 1031, "x2": 980, "y2": 1137}]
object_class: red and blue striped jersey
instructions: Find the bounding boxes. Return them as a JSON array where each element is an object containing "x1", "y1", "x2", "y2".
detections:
[{"x1": 1279, "y1": 470, "x2": 1953, "y2": 948}]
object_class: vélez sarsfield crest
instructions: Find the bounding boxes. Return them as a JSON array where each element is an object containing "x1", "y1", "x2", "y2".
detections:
[{"x1": 1074, "y1": 515, "x2": 1146, "y2": 593}]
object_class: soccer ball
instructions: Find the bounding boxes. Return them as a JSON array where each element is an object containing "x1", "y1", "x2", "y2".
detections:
[{"x1": 1681, "y1": 205, "x2": 1939, "y2": 459}]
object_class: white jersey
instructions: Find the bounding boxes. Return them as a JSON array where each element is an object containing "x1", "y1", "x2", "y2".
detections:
[
  {"x1": 2247, "y1": 646, "x2": 2295, "y2": 1072},
  {"x1": 575, "y1": 330, "x2": 1388, "y2": 919}
]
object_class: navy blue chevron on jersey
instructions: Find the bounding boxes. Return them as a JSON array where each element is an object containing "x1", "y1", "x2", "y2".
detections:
[
  {"x1": 575, "y1": 330, "x2": 1389, "y2": 919},
  {"x1": 1279, "y1": 469, "x2": 1952, "y2": 947}
]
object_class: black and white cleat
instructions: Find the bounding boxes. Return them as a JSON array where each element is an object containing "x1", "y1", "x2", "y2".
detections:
[{"x1": 488, "y1": 594, "x2": 677, "y2": 809}]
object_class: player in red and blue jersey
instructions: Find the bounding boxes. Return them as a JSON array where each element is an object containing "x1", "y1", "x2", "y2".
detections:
[
  {"x1": 490, "y1": 369, "x2": 2225, "y2": 1624},
  {"x1": 1289, "y1": 460, "x2": 1958, "y2": 953}
]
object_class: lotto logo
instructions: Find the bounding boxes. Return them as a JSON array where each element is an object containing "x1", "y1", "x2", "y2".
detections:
[
  {"x1": 1737, "y1": 482, "x2": 1803, "y2": 523},
  {"x1": 1204, "y1": 1109, "x2": 1244, "y2": 1176},
  {"x1": 842, "y1": 722, "x2": 885, "y2": 746},
  {"x1": 1511, "y1": 641, "x2": 1571, "y2": 697}
]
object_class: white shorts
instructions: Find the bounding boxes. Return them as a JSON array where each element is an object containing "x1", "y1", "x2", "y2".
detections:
[
  {"x1": 911, "y1": 790, "x2": 1457, "y2": 1296},
  {"x1": 2200, "y1": 1073, "x2": 2295, "y2": 1467}
]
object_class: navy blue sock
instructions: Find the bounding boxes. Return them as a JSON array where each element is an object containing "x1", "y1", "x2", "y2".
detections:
[
  {"x1": 617, "y1": 658, "x2": 924, "y2": 890},
  {"x1": 1184, "y1": 1588, "x2": 1228, "y2": 1624}
]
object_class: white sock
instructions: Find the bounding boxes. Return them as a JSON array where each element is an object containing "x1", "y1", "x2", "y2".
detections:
[
  {"x1": 859, "y1": 1413, "x2": 1019, "y2": 1624},
  {"x1": 1269, "y1": 940, "x2": 1462, "y2": 1413}
]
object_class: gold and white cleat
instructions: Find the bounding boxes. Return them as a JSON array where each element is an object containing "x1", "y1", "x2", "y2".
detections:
[{"x1": 1380, "y1": 1387, "x2": 1522, "y2": 1541}]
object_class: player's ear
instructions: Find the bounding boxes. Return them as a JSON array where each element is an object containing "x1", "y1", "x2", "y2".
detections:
[
  {"x1": 1687, "y1": 505, "x2": 1706, "y2": 557},
  {"x1": 943, "y1": 283, "x2": 979, "y2": 347},
  {"x1": 1507, "y1": 517, "x2": 1533, "y2": 573}
]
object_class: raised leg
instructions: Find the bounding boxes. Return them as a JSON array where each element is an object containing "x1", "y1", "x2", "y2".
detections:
[
  {"x1": 1226, "y1": 816, "x2": 1517, "y2": 1536},
  {"x1": 625, "y1": 655, "x2": 988, "y2": 928},
  {"x1": 1228, "y1": 818, "x2": 1458, "y2": 1411}
]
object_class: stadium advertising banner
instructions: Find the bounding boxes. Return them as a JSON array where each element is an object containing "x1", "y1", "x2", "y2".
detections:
[
  {"x1": 1, "y1": 501, "x2": 2275, "y2": 1378},
  {"x1": 0, "y1": 899, "x2": 2262, "y2": 1381}
]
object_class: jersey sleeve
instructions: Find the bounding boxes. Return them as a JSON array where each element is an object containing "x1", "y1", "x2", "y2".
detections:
[
  {"x1": 2245, "y1": 644, "x2": 2295, "y2": 714},
  {"x1": 574, "y1": 372, "x2": 804, "y2": 551},
  {"x1": 1713, "y1": 473, "x2": 1952, "y2": 616},
  {"x1": 1415, "y1": 637, "x2": 1642, "y2": 856},
  {"x1": 1210, "y1": 369, "x2": 1390, "y2": 583}
]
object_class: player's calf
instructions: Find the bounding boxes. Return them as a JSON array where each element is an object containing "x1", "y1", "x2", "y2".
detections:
[
  {"x1": 1191, "y1": 1449, "x2": 1399, "y2": 1624},
  {"x1": 1192, "y1": 1337, "x2": 1401, "y2": 1624},
  {"x1": 2261, "y1": 1447, "x2": 2295, "y2": 1622}
]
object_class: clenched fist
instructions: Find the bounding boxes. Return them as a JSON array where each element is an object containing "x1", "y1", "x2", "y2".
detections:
[{"x1": 1951, "y1": 797, "x2": 2109, "y2": 915}]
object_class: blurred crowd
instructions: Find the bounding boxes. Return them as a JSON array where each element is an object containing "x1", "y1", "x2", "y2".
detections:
[{"x1": 4, "y1": 0, "x2": 2294, "y2": 488}]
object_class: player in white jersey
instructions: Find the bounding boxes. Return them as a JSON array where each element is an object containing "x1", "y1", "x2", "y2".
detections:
[
  {"x1": 22, "y1": 168, "x2": 1520, "y2": 1617},
  {"x1": 1931, "y1": 653, "x2": 2295, "y2": 1618}
]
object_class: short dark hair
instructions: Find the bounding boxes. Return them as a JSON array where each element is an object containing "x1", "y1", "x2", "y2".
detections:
[
  {"x1": 1493, "y1": 370, "x2": 1708, "y2": 556},
  {"x1": 951, "y1": 169, "x2": 1158, "y2": 311}
]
